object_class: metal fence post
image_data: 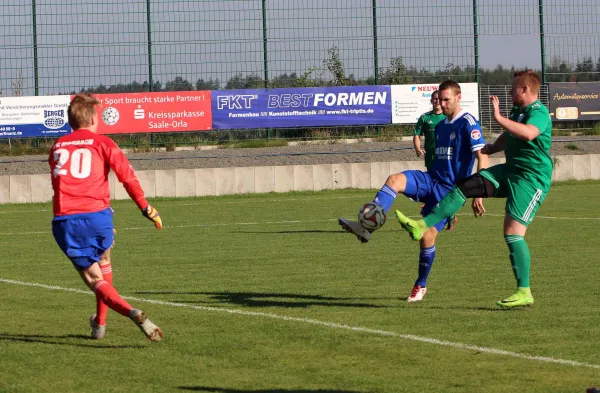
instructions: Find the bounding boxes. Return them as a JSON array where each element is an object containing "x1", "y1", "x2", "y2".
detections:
[
  {"x1": 262, "y1": 0, "x2": 269, "y2": 89},
  {"x1": 31, "y1": 0, "x2": 39, "y2": 96},
  {"x1": 146, "y1": 0, "x2": 153, "y2": 92},
  {"x1": 473, "y1": 0, "x2": 479, "y2": 84},
  {"x1": 262, "y1": 0, "x2": 272, "y2": 139},
  {"x1": 539, "y1": 0, "x2": 547, "y2": 84},
  {"x1": 372, "y1": 0, "x2": 378, "y2": 85}
]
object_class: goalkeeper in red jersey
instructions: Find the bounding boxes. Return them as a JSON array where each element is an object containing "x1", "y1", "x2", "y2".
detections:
[{"x1": 49, "y1": 93, "x2": 164, "y2": 341}]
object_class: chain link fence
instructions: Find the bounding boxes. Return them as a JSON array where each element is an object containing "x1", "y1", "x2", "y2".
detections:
[{"x1": 0, "y1": 0, "x2": 599, "y2": 145}]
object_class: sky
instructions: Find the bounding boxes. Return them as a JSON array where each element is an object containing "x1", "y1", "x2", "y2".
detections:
[{"x1": 0, "y1": 0, "x2": 598, "y2": 96}]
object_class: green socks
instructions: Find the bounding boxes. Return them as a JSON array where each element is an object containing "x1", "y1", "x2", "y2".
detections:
[
  {"x1": 505, "y1": 235, "x2": 531, "y2": 288},
  {"x1": 423, "y1": 187, "x2": 467, "y2": 228}
]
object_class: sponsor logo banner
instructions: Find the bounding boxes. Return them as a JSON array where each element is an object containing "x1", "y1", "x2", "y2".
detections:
[
  {"x1": 92, "y1": 91, "x2": 212, "y2": 134},
  {"x1": 391, "y1": 83, "x2": 479, "y2": 124},
  {"x1": 212, "y1": 85, "x2": 391, "y2": 129},
  {"x1": 0, "y1": 95, "x2": 71, "y2": 138},
  {"x1": 549, "y1": 82, "x2": 600, "y2": 120}
]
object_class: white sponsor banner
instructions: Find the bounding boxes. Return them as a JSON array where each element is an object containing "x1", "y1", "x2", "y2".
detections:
[
  {"x1": 0, "y1": 95, "x2": 71, "y2": 138},
  {"x1": 391, "y1": 83, "x2": 479, "y2": 124}
]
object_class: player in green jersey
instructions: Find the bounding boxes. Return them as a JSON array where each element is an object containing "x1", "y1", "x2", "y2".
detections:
[
  {"x1": 414, "y1": 90, "x2": 446, "y2": 170},
  {"x1": 413, "y1": 90, "x2": 458, "y2": 230},
  {"x1": 395, "y1": 70, "x2": 552, "y2": 308}
]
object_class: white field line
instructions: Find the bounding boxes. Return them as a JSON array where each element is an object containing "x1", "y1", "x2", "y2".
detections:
[
  {"x1": 0, "y1": 196, "x2": 362, "y2": 214},
  {"x1": 1, "y1": 211, "x2": 599, "y2": 237},
  {"x1": 1, "y1": 277, "x2": 599, "y2": 370},
  {"x1": 0, "y1": 219, "x2": 338, "y2": 236}
]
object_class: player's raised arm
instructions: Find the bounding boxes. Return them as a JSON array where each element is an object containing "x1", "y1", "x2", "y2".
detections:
[
  {"x1": 490, "y1": 95, "x2": 540, "y2": 141},
  {"x1": 103, "y1": 139, "x2": 163, "y2": 230}
]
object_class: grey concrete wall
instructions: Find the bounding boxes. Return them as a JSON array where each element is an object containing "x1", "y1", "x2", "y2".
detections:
[{"x1": 0, "y1": 154, "x2": 596, "y2": 204}]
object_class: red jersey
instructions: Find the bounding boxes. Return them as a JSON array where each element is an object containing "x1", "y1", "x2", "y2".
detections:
[{"x1": 49, "y1": 129, "x2": 148, "y2": 216}]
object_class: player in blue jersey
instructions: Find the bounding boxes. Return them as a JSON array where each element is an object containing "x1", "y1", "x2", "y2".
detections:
[{"x1": 338, "y1": 80, "x2": 488, "y2": 302}]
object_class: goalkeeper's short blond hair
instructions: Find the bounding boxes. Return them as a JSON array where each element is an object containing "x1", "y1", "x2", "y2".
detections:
[{"x1": 68, "y1": 93, "x2": 101, "y2": 130}]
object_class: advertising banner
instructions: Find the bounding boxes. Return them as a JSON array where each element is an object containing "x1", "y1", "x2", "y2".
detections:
[
  {"x1": 92, "y1": 91, "x2": 212, "y2": 134},
  {"x1": 549, "y1": 82, "x2": 600, "y2": 121},
  {"x1": 0, "y1": 95, "x2": 71, "y2": 138},
  {"x1": 391, "y1": 83, "x2": 479, "y2": 124},
  {"x1": 211, "y1": 85, "x2": 391, "y2": 129}
]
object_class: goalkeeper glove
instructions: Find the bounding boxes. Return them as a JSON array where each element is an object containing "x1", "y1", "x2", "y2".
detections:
[{"x1": 142, "y1": 205, "x2": 163, "y2": 230}]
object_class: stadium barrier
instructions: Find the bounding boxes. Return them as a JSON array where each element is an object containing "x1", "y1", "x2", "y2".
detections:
[{"x1": 0, "y1": 154, "x2": 596, "y2": 204}]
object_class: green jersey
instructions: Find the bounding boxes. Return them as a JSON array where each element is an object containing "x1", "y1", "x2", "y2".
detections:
[
  {"x1": 414, "y1": 111, "x2": 446, "y2": 169},
  {"x1": 504, "y1": 100, "x2": 553, "y2": 189}
]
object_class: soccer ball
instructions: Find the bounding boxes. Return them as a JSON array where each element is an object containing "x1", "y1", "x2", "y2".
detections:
[
  {"x1": 358, "y1": 203, "x2": 386, "y2": 231},
  {"x1": 102, "y1": 106, "x2": 120, "y2": 126}
]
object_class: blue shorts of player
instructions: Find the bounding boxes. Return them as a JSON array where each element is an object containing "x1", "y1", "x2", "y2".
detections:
[
  {"x1": 52, "y1": 208, "x2": 114, "y2": 271},
  {"x1": 403, "y1": 170, "x2": 453, "y2": 232}
]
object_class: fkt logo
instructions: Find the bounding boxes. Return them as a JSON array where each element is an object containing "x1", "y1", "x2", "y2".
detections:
[{"x1": 216, "y1": 95, "x2": 258, "y2": 110}]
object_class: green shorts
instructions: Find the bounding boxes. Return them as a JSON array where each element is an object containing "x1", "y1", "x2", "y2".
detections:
[{"x1": 479, "y1": 164, "x2": 549, "y2": 226}]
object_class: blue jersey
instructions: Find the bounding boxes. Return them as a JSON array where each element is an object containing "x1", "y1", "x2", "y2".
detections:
[{"x1": 430, "y1": 110, "x2": 485, "y2": 187}]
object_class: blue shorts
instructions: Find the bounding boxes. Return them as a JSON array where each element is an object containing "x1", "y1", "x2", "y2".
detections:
[
  {"x1": 52, "y1": 208, "x2": 114, "y2": 271},
  {"x1": 403, "y1": 170, "x2": 453, "y2": 232}
]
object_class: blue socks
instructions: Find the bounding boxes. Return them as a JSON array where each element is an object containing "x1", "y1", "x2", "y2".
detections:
[
  {"x1": 373, "y1": 185, "x2": 397, "y2": 213},
  {"x1": 415, "y1": 246, "x2": 436, "y2": 287}
]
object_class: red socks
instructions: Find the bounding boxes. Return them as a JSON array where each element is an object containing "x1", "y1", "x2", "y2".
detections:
[
  {"x1": 95, "y1": 263, "x2": 113, "y2": 325},
  {"x1": 93, "y1": 278, "x2": 133, "y2": 318}
]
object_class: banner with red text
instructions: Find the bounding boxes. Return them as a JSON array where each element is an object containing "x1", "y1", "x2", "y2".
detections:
[{"x1": 82, "y1": 91, "x2": 212, "y2": 134}]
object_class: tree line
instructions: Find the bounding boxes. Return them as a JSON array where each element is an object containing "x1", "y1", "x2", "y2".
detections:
[{"x1": 74, "y1": 47, "x2": 600, "y2": 95}]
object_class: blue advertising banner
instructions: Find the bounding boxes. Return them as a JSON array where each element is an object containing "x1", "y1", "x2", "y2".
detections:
[
  {"x1": 212, "y1": 86, "x2": 391, "y2": 129},
  {"x1": 0, "y1": 95, "x2": 72, "y2": 138}
]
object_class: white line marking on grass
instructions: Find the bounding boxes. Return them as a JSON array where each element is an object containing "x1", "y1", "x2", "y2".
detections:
[
  {"x1": 1, "y1": 277, "x2": 599, "y2": 370},
  {"x1": 0, "y1": 196, "x2": 363, "y2": 214},
  {"x1": 2, "y1": 212, "x2": 600, "y2": 237},
  {"x1": 0, "y1": 219, "x2": 339, "y2": 236}
]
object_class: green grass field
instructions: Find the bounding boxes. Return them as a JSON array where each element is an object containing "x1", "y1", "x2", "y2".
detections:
[{"x1": 1, "y1": 181, "x2": 600, "y2": 393}]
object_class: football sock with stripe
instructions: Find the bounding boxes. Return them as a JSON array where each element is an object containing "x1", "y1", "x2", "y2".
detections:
[
  {"x1": 505, "y1": 235, "x2": 531, "y2": 288},
  {"x1": 373, "y1": 185, "x2": 397, "y2": 213},
  {"x1": 92, "y1": 280, "x2": 133, "y2": 317},
  {"x1": 415, "y1": 246, "x2": 436, "y2": 287}
]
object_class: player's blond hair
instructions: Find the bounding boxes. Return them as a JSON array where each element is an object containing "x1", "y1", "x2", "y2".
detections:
[
  {"x1": 438, "y1": 80, "x2": 461, "y2": 95},
  {"x1": 68, "y1": 93, "x2": 101, "y2": 130},
  {"x1": 513, "y1": 70, "x2": 541, "y2": 95}
]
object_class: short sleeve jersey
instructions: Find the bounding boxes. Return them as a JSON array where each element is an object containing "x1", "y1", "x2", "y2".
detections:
[
  {"x1": 504, "y1": 100, "x2": 553, "y2": 190},
  {"x1": 430, "y1": 110, "x2": 486, "y2": 188},
  {"x1": 414, "y1": 111, "x2": 447, "y2": 169}
]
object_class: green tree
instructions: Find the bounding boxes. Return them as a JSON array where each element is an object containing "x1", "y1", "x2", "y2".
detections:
[
  {"x1": 196, "y1": 78, "x2": 220, "y2": 90},
  {"x1": 164, "y1": 76, "x2": 194, "y2": 91},
  {"x1": 225, "y1": 73, "x2": 265, "y2": 89},
  {"x1": 323, "y1": 46, "x2": 352, "y2": 86},
  {"x1": 379, "y1": 56, "x2": 412, "y2": 85}
]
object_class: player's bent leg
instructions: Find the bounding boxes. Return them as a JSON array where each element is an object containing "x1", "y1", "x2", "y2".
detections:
[
  {"x1": 384, "y1": 173, "x2": 408, "y2": 194},
  {"x1": 373, "y1": 172, "x2": 407, "y2": 214},
  {"x1": 80, "y1": 265, "x2": 164, "y2": 341},
  {"x1": 497, "y1": 215, "x2": 534, "y2": 308},
  {"x1": 397, "y1": 174, "x2": 496, "y2": 239},
  {"x1": 408, "y1": 228, "x2": 439, "y2": 302}
]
